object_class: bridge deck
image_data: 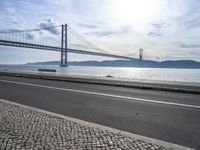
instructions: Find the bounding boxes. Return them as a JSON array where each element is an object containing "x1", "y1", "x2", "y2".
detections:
[{"x1": 0, "y1": 40, "x2": 133, "y2": 60}]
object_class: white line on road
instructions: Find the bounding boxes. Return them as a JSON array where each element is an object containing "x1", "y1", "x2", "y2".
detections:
[{"x1": 0, "y1": 79, "x2": 200, "y2": 109}]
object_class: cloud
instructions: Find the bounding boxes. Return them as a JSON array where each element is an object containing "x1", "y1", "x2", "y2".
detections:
[
  {"x1": 184, "y1": 18, "x2": 200, "y2": 29},
  {"x1": 179, "y1": 44, "x2": 200, "y2": 48},
  {"x1": 147, "y1": 22, "x2": 170, "y2": 38},
  {"x1": 170, "y1": 0, "x2": 200, "y2": 30},
  {"x1": 84, "y1": 25, "x2": 132, "y2": 37},
  {"x1": 85, "y1": 31, "x2": 115, "y2": 37},
  {"x1": 151, "y1": 22, "x2": 167, "y2": 29},
  {"x1": 38, "y1": 18, "x2": 60, "y2": 35},
  {"x1": 0, "y1": 1, "x2": 27, "y2": 29},
  {"x1": 148, "y1": 32, "x2": 162, "y2": 38},
  {"x1": 77, "y1": 23, "x2": 99, "y2": 29},
  {"x1": 120, "y1": 25, "x2": 132, "y2": 33},
  {"x1": 147, "y1": 21, "x2": 171, "y2": 38}
]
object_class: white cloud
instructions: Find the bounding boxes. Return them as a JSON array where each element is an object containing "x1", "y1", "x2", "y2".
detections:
[{"x1": 38, "y1": 18, "x2": 60, "y2": 35}]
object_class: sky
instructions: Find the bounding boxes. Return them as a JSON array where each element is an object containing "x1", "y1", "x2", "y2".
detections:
[{"x1": 0, "y1": 0, "x2": 200, "y2": 64}]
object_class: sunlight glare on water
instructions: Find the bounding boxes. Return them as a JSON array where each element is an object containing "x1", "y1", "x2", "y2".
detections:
[{"x1": 0, "y1": 65, "x2": 200, "y2": 83}]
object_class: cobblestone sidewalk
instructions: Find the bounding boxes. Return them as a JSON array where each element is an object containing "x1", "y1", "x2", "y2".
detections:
[{"x1": 0, "y1": 100, "x2": 168, "y2": 150}]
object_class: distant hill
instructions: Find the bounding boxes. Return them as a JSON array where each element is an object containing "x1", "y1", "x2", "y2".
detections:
[{"x1": 27, "y1": 59, "x2": 200, "y2": 69}]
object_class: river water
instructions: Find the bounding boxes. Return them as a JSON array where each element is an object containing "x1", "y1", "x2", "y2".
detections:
[{"x1": 0, "y1": 65, "x2": 200, "y2": 83}]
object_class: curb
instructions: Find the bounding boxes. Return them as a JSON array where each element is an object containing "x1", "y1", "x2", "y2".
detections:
[
  {"x1": 0, "y1": 98, "x2": 192, "y2": 150},
  {"x1": 0, "y1": 71, "x2": 200, "y2": 95}
]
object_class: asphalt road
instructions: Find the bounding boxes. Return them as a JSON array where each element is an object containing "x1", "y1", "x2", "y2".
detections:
[{"x1": 0, "y1": 75, "x2": 200, "y2": 149}]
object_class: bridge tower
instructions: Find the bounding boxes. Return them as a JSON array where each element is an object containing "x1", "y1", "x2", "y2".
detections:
[
  {"x1": 139, "y1": 48, "x2": 143, "y2": 61},
  {"x1": 60, "y1": 24, "x2": 68, "y2": 67}
]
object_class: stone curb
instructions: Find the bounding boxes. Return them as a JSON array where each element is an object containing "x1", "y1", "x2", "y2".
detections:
[
  {"x1": 0, "y1": 98, "x2": 193, "y2": 150},
  {"x1": 0, "y1": 71, "x2": 200, "y2": 95}
]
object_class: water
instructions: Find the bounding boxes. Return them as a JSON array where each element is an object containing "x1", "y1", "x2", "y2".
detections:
[{"x1": 0, "y1": 65, "x2": 200, "y2": 83}]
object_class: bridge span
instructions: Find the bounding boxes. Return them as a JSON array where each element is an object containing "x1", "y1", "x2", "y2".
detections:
[
  {"x1": 0, "y1": 24, "x2": 136, "y2": 66},
  {"x1": 0, "y1": 39, "x2": 134, "y2": 60}
]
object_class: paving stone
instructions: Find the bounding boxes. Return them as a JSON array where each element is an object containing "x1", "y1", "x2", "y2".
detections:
[{"x1": 0, "y1": 101, "x2": 168, "y2": 150}]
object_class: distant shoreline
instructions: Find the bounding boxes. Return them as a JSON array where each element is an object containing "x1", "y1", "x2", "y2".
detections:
[{"x1": 25, "y1": 59, "x2": 200, "y2": 69}]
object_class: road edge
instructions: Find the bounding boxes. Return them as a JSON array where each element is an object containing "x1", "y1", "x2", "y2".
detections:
[
  {"x1": 0, "y1": 98, "x2": 193, "y2": 150},
  {"x1": 0, "y1": 71, "x2": 199, "y2": 95}
]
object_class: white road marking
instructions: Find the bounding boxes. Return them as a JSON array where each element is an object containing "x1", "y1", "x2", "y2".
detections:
[{"x1": 0, "y1": 79, "x2": 200, "y2": 109}]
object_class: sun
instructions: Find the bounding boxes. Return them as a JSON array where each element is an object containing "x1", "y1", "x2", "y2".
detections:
[{"x1": 107, "y1": 0, "x2": 161, "y2": 24}]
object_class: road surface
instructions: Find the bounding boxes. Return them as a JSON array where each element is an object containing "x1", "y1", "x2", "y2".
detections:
[{"x1": 0, "y1": 75, "x2": 199, "y2": 149}]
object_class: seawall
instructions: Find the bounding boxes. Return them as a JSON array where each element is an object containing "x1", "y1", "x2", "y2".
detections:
[{"x1": 0, "y1": 71, "x2": 200, "y2": 95}]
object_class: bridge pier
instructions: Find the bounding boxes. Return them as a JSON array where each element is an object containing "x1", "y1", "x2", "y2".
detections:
[{"x1": 60, "y1": 24, "x2": 68, "y2": 67}]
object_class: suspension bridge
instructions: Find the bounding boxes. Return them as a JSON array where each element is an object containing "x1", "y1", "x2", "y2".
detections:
[{"x1": 0, "y1": 24, "x2": 138, "y2": 66}]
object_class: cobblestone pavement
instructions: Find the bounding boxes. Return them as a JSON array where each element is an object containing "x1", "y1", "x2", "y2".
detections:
[{"x1": 0, "y1": 101, "x2": 168, "y2": 150}]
